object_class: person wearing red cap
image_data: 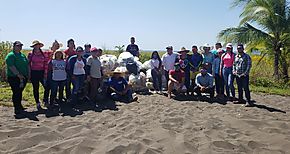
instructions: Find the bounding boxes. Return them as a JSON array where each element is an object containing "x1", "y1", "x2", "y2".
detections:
[{"x1": 86, "y1": 47, "x2": 103, "y2": 104}]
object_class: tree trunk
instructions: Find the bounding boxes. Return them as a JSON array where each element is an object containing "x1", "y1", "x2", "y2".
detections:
[
  {"x1": 280, "y1": 55, "x2": 289, "y2": 81},
  {"x1": 273, "y1": 49, "x2": 280, "y2": 80}
]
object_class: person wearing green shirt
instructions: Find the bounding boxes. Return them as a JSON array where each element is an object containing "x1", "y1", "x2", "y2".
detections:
[{"x1": 5, "y1": 41, "x2": 29, "y2": 116}]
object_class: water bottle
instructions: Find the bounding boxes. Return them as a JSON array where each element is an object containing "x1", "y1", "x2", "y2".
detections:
[{"x1": 19, "y1": 79, "x2": 24, "y2": 88}]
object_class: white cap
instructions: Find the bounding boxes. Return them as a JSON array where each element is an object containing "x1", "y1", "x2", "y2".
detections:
[{"x1": 226, "y1": 43, "x2": 233, "y2": 48}]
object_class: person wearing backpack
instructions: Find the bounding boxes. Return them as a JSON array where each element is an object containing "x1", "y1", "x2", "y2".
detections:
[{"x1": 28, "y1": 40, "x2": 49, "y2": 110}]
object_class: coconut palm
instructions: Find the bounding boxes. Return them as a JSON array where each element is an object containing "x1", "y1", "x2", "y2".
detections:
[{"x1": 218, "y1": 0, "x2": 290, "y2": 80}]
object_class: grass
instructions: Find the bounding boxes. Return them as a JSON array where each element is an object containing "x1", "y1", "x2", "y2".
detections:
[{"x1": 0, "y1": 51, "x2": 289, "y2": 107}]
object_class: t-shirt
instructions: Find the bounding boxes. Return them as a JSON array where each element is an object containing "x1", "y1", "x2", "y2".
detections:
[
  {"x1": 126, "y1": 44, "x2": 139, "y2": 57},
  {"x1": 222, "y1": 53, "x2": 235, "y2": 68},
  {"x1": 169, "y1": 70, "x2": 185, "y2": 83},
  {"x1": 73, "y1": 59, "x2": 86, "y2": 75},
  {"x1": 87, "y1": 56, "x2": 102, "y2": 78},
  {"x1": 51, "y1": 60, "x2": 67, "y2": 81},
  {"x1": 202, "y1": 52, "x2": 215, "y2": 64},
  {"x1": 28, "y1": 52, "x2": 45, "y2": 71},
  {"x1": 83, "y1": 51, "x2": 92, "y2": 59},
  {"x1": 150, "y1": 59, "x2": 160, "y2": 69},
  {"x1": 5, "y1": 51, "x2": 29, "y2": 77},
  {"x1": 176, "y1": 55, "x2": 191, "y2": 72},
  {"x1": 64, "y1": 48, "x2": 76, "y2": 59},
  {"x1": 108, "y1": 77, "x2": 128, "y2": 92},
  {"x1": 161, "y1": 52, "x2": 178, "y2": 71}
]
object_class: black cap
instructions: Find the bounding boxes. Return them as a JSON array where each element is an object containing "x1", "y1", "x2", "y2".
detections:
[
  {"x1": 13, "y1": 41, "x2": 23, "y2": 46},
  {"x1": 237, "y1": 44, "x2": 244, "y2": 49}
]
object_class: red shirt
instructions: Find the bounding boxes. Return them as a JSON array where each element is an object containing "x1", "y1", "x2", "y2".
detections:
[
  {"x1": 28, "y1": 50, "x2": 52, "y2": 78},
  {"x1": 64, "y1": 48, "x2": 76, "y2": 59},
  {"x1": 169, "y1": 70, "x2": 185, "y2": 82}
]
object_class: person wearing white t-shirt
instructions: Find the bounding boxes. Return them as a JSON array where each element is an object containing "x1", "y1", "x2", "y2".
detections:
[
  {"x1": 67, "y1": 46, "x2": 87, "y2": 105},
  {"x1": 150, "y1": 51, "x2": 162, "y2": 93},
  {"x1": 161, "y1": 46, "x2": 178, "y2": 89}
]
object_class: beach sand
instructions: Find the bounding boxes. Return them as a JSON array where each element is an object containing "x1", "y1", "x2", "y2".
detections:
[{"x1": 0, "y1": 93, "x2": 289, "y2": 154}]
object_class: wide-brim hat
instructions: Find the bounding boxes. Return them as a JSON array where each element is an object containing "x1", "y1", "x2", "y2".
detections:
[
  {"x1": 30, "y1": 40, "x2": 44, "y2": 48},
  {"x1": 200, "y1": 43, "x2": 213, "y2": 51},
  {"x1": 113, "y1": 68, "x2": 124, "y2": 74},
  {"x1": 178, "y1": 47, "x2": 189, "y2": 53}
]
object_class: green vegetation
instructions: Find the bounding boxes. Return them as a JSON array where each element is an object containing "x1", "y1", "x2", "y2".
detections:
[{"x1": 218, "y1": 0, "x2": 290, "y2": 81}]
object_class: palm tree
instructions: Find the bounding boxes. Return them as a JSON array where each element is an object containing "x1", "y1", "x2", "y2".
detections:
[{"x1": 218, "y1": 0, "x2": 290, "y2": 80}]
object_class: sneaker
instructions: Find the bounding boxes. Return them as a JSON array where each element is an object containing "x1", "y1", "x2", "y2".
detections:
[
  {"x1": 131, "y1": 96, "x2": 138, "y2": 102},
  {"x1": 245, "y1": 101, "x2": 254, "y2": 107},
  {"x1": 36, "y1": 103, "x2": 44, "y2": 111}
]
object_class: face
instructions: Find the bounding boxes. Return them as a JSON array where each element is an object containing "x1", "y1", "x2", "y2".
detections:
[
  {"x1": 153, "y1": 52, "x2": 158, "y2": 58},
  {"x1": 226, "y1": 47, "x2": 233, "y2": 52},
  {"x1": 52, "y1": 42, "x2": 60, "y2": 50},
  {"x1": 130, "y1": 38, "x2": 135, "y2": 44},
  {"x1": 85, "y1": 46, "x2": 91, "y2": 51},
  {"x1": 215, "y1": 44, "x2": 222, "y2": 49},
  {"x1": 237, "y1": 46, "x2": 244, "y2": 53},
  {"x1": 167, "y1": 48, "x2": 173, "y2": 54},
  {"x1": 14, "y1": 45, "x2": 22, "y2": 52},
  {"x1": 114, "y1": 73, "x2": 121, "y2": 78},
  {"x1": 192, "y1": 47, "x2": 198, "y2": 53},
  {"x1": 68, "y1": 41, "x2": 75, "y2": 49},
  {"x1": 55, "y1": 52, "x2": 62, "y2": 59},
  {"x1": 33, "y1": 44, "x2": 42, "y2": 50},
  {"x1": 204, "y1": 47, "x2": 210, "y2": 52},
  {"x1": 180, "y1": 51, "x2": 187, "y2": 56},
  {"x1": 93, "y1": 50, "x2": 102, "y2": 57},
  {"x1": 77, "y1": 51, "x2": 83, "y2": 56}
]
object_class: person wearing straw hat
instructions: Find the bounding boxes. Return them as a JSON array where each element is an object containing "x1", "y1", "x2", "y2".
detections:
[
  {"x1": 167, "y1": 63, "x2": 185, "y2": 99},
  {"x1": 201, "y1": 43, "x2": 214, "y2": 74},
  {"x1": 5, "y1": 41, "x2": 29, "y2": 116},
  {"x1": 194, "y1": 67, "x2": 214, "y2": 101},
  {"x1": 176, "y1": 47, "x2": 191, "y2": 95},
  {"x1": 28, "y1": 40, "x2": 49, "y2": 111},
  {"x1": 107, "y1": 68, "x2": 138, "y2": 103}
]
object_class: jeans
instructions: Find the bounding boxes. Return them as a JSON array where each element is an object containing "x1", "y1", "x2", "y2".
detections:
[
  {"x1": 65, "y1": 75, "x2": 72, "y2": 99},
  {"x1": 214, "y1": 73, "x2": 224, "y2": 95},
  {"x1": 236, "y1": 75, "x2": 251, "y2": 102},
  {"x1": 30, "y1": 70, "x2": 49, "y2": 104},
  {"x1": 151, "y1": 69, "x2": 162, "y2": 91},
  {"x1": 193, "y1": 86, "x2": 214, "y2": 98},
  {"x1": 8, "y1": 77, "x2": 27, "y2": 114},
  {"x1": 222, "y1": 67, "x2": 235, "y2": 97},
  {"x1": 164, "y1": 70, "x2": 169, "y2": 89},
  {"x1": 111, "y1": 89, "x2": 134, "y2": 102},
  {"x1": 72, "y1": 74, "x2": 85, "y2": 95},
  {"x1": 50, "y1": 80, "x2": 66, "y2": 104},
  {"x1": 184, "y1": 70, "x2": 191, "y2": 91}
]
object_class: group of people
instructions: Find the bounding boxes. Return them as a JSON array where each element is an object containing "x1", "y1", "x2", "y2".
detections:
[
  {"x1": 148, "y1": 42, "x2": 253, "y2": 106},
  {"x1": 5, "y1": 37, "x2": 253, "y2": 117}
]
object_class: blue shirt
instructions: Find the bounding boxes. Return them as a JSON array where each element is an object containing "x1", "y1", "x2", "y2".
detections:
[
  {"x1": 190, "y1": 52, "x2": 203, "y2": 68},
  {"x1": 195, "y1": 73, "x2": 214, "y2": 88},
  {"x1": 212, "y1": 57, "x2": 221, "y2": 75},
  {"x1": 108, "y1": 77, "x2": 128, "y2": 92}
]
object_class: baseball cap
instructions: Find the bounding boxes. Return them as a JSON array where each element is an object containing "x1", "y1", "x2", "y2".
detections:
[
  {"x1": 226, "y1": 43, "x2": 233, "y2": 48},
  {"x1": 13, "y1": 41, "x2": 23, "y2": 46}
]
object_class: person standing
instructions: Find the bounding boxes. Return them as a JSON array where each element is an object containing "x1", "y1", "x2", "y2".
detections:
[
  {"x1": 212, "y1": 48, "x2": 225, "y2": 98},
  {"x1": 5, "y1": 41, "x2": 29, "y2": 116},
  {"x1": 201, "y1": 43, "x2": 215, "y2": 74},
  {"x1": 176, "y1": 47, "x2": 191, "y2": 94},
  {"x1": 211, "y1": 43, "x2": 223, "y2": 56},
  {"x1": 83, "y1": 43, "x2": 92, "y2": 59},
  {"x1": 220, "y1": 43, "x2": 236, "y2": 100},
  {"x1": 126, "y1": 37, "x2": 140, "y2": 57},
  {"x1": 67, "y1": 46, "x2": 87, "y2": 105},
  {"x1": 233, "y1": 44, "x2": 253, "y2": 107},
  {"x1": 64, "y1": 39, "x2": 76, "y2": 102},
  {"x1": 161, "y1": 46, "x2": 178, "y2": 90},
  {"x1": 28, "y1": 40, "x2": 49, "y2": 110},
  {"x1": 150, "y1": 51, "x2": 163, "y2": 93},
  {"x1": 86, "y1": 47, "x2": 102, "y2": 103},
  {"x1": 190, "y1": 45, "x2": 203, "y2": 89},
  {"x1": 48, "y1": 51, "x2": 67, "y2": 109}
]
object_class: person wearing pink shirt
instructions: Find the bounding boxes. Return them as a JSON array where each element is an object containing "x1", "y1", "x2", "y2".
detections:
[
  {"x1": 220, "y1": 43, "x2": 236, "y2": 100},
  {"x1": 28, "y1": 40, "x2": 49, "y2": 110}
]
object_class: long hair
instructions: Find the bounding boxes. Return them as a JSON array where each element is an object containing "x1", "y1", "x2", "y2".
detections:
[
  {"x1": 53, "y1": 51, "x2": 64, "y2": 60},
  {"x1": 151, "y1": 51, "x2": 162, "y2": 68}
]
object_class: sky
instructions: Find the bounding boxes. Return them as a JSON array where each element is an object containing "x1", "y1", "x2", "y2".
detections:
[{"x1": 0, "y1": 0, "x2": 242, "y2": 50}]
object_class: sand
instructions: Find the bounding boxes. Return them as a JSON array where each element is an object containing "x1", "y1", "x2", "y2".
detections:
[{"x1": 0, "y1": 93, "x2": 289, "y2": 154}]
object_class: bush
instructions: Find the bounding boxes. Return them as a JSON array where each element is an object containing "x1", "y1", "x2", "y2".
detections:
[{"x1": 0, "y1": 41, "x2": 13, "y2": 81}]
